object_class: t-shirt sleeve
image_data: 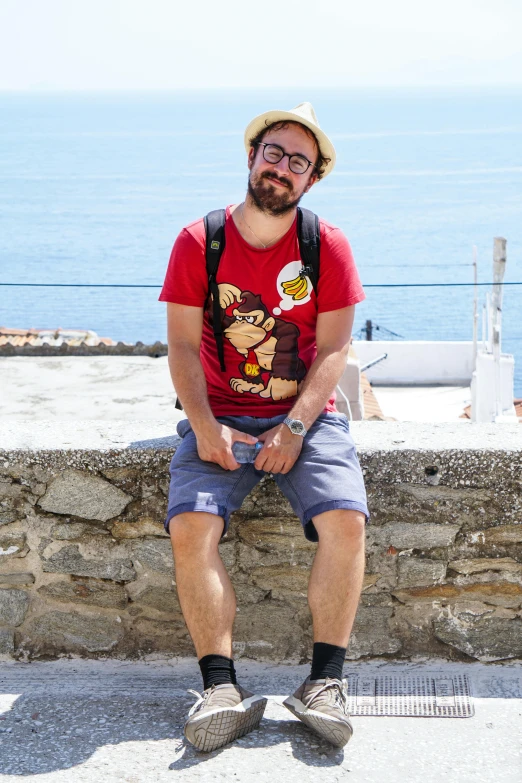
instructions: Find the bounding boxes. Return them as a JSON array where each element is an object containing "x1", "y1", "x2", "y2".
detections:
[
  {"x1": 158, "y1": 227, "x2": 208, "y2": 306},
  {"x1": 316, "y1": 226, "x2": 365, "y2": 313}
]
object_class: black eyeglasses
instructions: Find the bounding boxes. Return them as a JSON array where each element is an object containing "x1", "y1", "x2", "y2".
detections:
[{"x1": 256, "y1": 142, "x2": 316, "y2": 175}]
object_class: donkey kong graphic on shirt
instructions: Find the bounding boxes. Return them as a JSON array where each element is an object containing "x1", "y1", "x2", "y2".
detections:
[{"x1": 215, "y1": 283, "x2": 306, "y2": 401}]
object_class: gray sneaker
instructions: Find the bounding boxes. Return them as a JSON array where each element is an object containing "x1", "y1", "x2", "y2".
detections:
[
  {"x1": 184, "y1": 683, "x2": 267, "y2": 752},
  {"x1": 283, "y1": 676, "x2": 353, "y2": 748}
]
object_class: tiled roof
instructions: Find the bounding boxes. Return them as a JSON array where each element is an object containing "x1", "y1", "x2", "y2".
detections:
[
  {"x1": 360, "y1": 372, "x2": 388, "y2": 420},
  {"x1": 0, "y1": 327, "x2": 115, "y2": 348}
]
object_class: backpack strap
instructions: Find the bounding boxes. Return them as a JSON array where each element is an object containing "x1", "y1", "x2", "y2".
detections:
[
  {"x1": 204, "y1": 208, "x2": 227, "y2": 373},
  {"x1": 297, "y1": 206, "x2": 320, "y2": 294}
]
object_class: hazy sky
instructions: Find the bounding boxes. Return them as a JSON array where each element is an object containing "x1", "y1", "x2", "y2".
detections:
[{"x1": 1, "y1": 0, "x2": 522, "y2": 90}]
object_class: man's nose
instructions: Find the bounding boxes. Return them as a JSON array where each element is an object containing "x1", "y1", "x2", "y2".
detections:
[{"x1": 272, "y1": 154, "x2": 291, "y2": 176}]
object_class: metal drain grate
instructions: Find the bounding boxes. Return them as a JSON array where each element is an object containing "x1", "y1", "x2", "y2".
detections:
[{"x1": 345, "y1": 673, "x2": 474, "y2": 717}]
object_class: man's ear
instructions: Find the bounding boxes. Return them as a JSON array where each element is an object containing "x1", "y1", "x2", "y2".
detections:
[{"x1": 247, "y1": 146, "x2": 256, "y2": 170}]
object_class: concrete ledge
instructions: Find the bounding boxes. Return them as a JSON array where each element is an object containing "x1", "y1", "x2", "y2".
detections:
[
  {"x1": 1, "y1": 421, "x2": 521, "y2": 663},
  {"x1": 1, "y1": 419, "x2": 521, "y2": 451}
]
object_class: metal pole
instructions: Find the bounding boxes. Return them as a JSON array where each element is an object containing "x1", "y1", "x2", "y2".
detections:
[
  {"x1": 492, "y1": 237, "x2": 507, "y2": 419},
  {"x1": 472, "y1": 245, "x2": 478, "y2": 372},
  {"x1": 365, "y1": 320, "x2": 373, "y2": 341}
]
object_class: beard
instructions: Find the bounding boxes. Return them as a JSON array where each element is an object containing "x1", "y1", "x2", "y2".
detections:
[{"x1": 247, "y1": 169, "x2": 304, "y2": 217}]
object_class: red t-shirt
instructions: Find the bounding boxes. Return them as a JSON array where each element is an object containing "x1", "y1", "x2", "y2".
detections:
[{"x1": 159, "y1": 206, "x2": 365, "y2": 417}]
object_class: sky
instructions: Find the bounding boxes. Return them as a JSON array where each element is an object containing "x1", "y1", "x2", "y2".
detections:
[{"x1": 1, "y1": 0, "x2": 522, "y2": 90}]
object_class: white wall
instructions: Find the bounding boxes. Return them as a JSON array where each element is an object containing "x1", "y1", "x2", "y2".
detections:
[
  {"x1": 471, "y1": 352, "x2": 516, "y2": 422},
  {"x1": 352, "y1": 341, "x2": 474, "y2": 385}
]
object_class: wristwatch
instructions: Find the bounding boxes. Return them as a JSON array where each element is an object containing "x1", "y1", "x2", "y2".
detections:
[{"x1": 283, "y1": 417, "x2": 307, "y2": 437}]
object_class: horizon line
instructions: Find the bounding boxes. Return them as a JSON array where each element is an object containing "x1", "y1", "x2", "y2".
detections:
[{"x1": 2, "y1": 84, "x2": 522, "y2": 94}]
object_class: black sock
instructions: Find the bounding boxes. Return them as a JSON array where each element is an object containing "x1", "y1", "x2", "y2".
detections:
[
  {"x1": 310, "y1": 642, "x2": 346, "y2": 681},
  {"x1": 198, "y1": 654, "x2": 237, "y2": 690}
]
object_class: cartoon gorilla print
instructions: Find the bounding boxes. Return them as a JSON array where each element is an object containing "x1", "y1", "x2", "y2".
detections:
[{"x1": 217, "y1": 283, "x2": 306, "y2": 401}]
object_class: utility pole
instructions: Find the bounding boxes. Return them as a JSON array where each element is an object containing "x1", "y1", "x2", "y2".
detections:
[
  {"x1": 472, "y1": 245, "x2": 478, "y2": 373},
  {"x1": 492, "y1": 237, "x2": 507, "y2": 419}
]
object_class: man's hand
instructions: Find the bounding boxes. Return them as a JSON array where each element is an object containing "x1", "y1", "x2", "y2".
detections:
[
  {"x1": 254, "y1": 423, "x2": 303, "y2": 474},
  {"x1": 195, "y1": 422, "x2": 258, "y2": 471},
  {"x1": 217, "y1": 283, "x2": 242, "y2": 309}
]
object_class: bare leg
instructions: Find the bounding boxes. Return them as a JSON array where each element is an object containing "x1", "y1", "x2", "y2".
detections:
[
  {"x1": 308, "y1": 509, "x2": 366, "y2": 647},
  {"x1": 169, "y1": 511, "x2": 236, "y2": 659}
]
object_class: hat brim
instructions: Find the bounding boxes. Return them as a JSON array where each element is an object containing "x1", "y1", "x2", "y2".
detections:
[{"x1": 244, "y1": 110, "x2": 336, "y2": 178}]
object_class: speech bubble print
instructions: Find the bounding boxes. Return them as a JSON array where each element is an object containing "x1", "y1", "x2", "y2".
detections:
[{"x1": 274, "y1": 261, "x2": 312, "y2": 315}]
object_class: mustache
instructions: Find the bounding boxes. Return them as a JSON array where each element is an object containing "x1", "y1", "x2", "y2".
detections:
[{"x1": 261, "y1": 171, "x2": 292, "y2": 189}]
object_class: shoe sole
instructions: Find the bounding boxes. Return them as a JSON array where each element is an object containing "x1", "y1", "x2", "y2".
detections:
[
  {"x1": 283, "y1": 695, "x2": 353, "y2": 748},
  {"x1": 184, "y1": 695, "x2": 267, "y2": 752}
]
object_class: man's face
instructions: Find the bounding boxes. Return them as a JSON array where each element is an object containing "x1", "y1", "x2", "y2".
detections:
[{"x1": 247, "y1": 123, "x2": 318, "y2": 216}]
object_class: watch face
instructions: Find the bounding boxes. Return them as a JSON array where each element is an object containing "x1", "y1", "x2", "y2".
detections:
[{"x1": 290, "y1": 420, "x2": 305, "y2": 435}]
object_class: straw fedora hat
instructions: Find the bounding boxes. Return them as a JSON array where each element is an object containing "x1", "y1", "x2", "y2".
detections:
[{"x1": 244, "y1": 102, "x2": 336, "y2": 178}]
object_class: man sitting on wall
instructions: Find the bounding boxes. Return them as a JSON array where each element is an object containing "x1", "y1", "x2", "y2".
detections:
[{"x1": 159, "y1": 102, "x2": 369, "y2": 752}]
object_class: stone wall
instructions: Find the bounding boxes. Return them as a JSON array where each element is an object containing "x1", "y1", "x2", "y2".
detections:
[{"x1": 1, "y1": 422, "x2": 521, "y2": 663}]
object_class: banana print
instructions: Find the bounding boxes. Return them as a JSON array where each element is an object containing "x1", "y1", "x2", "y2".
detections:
[{"x1": 281, "y1": 272, "x2": 308, "y2": 301}]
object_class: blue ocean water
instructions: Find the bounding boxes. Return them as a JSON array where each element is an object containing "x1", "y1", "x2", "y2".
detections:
[{"x1": 1, "y1": 89, "x2": 521, "y2": 393}]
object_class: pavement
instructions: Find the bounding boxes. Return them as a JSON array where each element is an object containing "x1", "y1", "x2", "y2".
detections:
[
  {"x1": 373, "y1": 385, "x2": 472, "y2": 423},
  {"x1": 1, "y1": 356, "x2": 475, "y2": 423},
  {"x1": 0, "y1": 658, "x2": 520, "y2": 782},
  {"x1": 0, "y1": 356, "x2": 178, "y2": 421}
]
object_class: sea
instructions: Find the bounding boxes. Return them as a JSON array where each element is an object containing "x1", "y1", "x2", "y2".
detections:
[{"x1": 1, "y1": 89, "x2": 521, "y2": 394}]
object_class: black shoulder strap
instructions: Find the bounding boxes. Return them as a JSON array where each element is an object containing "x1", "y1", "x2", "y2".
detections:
[
  {"x1": 297, "y1": 206, "x2": 320, "y2": 294},
  {"x1": 174, "y1": 209, "x2": 227, "y2": 410},
  {"x1": 204, "y1": 209, "x2": 227, "y2": 373}
]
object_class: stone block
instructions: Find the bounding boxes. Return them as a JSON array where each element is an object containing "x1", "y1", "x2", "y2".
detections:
[
  {"x1": 0, "y1": 511, "x2": 18, "y2": 526},
  {"x1": 392, "y1": 580, "x2": 522, "y2": 609},
  {"x1": 346, "y1": 605, "x2": 402, "y2": 659},
  {"x1": 38, "y1": 469, "x2": 132, "y2": 522},
  {"x1": 42, "y1": 545, "x2": 136, "y2": 582},
  {"x1": 38, "y1": 578, "x2": 128, "y2": 609},
  {"x1": 130, "y1": 585, "x2": 180, "y2": 614},
  {"x1": 360, "y1": 592, "x2": 394, "y2": 606},
  {"x1": 434, "y1": 614, "x2": 522, "y2": 662},
  {"x1": 132, "y1": 539, "x2": 173, "y2": 575},
  {"x1": 131, "y1": 616, "x2": 192, "y2": 655},
  {"x1": 231, "y1": 580, "x2": 269, "y2": 605},
  {"x1": 239, "y1": 482, "x2": 296, "y2": 519},
  {"x1": 238, "y1": 516, "x2": 314, "y2": 551},
  {"x1": 0, "y1": 628, "x2": 14, "y2": 655},
  {"x1": 51, "y1": 522, "x2": 109, "y2": 540},
  {"x1": 250, "y1": 564, "x2": 309, "y2": 596},
  {"x1": 448, "y1": 557, "x2": 522, "y2": 575},
  {"x1": 233, "y1": 600, "x2": 304, "y2": 660},
  {"x1": 397, "y1": 557, "x2": 447, "y2": 587},
  {"x1": 21, "y1": 611, "x2": 125, "y2": 654},
  {"x1": 368, "y1": 522, "x2": 460, "y2": 550},
  {"x1": 0, "y1": 573, "x2": 35, "y2": 587},
  {"x1": 218, "y1": 541, "x2": 237, "y2": 569},
  {"x1": 0, "y1": 589, "x2": 30, "y2": 626},
  {"x1": 397, "y1": 484, "x2": 492, "y2": 505},
  {"x1": 468, "y1": 525, "x2": 522, "y2": 545},
  {"x1": 0, "y1": 532, "x2": 28, "y2": 560},
  {"x1": 111, "y1": 517, "x2": 167, "y2": 539}
]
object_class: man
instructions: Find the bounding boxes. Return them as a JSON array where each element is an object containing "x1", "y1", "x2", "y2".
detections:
[{"x1": 159, "y1": 102, "x2": 369, "y2": 752}]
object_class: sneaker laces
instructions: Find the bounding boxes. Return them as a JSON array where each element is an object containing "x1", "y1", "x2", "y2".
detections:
[
  {"x1": 307, "y1": 679, "x2": 348, "y2": 713},
  {"x1": 186, "y1": 687, "x2": 212, "y2": 718}
]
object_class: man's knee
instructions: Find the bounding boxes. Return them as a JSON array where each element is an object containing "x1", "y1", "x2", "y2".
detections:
[
  {"x1": 169, "y1": 511, "x2": 223, "y2": 553},
  {"x1": 313, "y1": 508, "x2": 367, "y2": 544}
]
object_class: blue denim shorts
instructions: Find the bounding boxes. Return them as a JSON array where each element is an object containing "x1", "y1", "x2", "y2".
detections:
[{"x1": 165, "y1": 412, "x2": 369, "y2": 542}]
